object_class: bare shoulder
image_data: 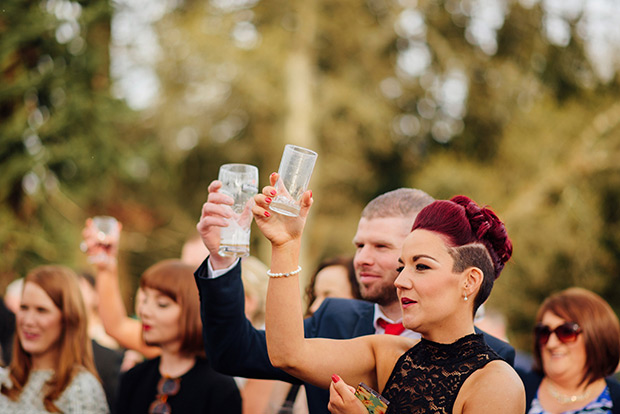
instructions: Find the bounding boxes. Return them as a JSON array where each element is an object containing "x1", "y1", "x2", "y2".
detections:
[
  {"x1": 457, "y1": 360, "x2": 525, "y2": 414},
  {"x1": 365, "y1": 335, "x2": 418, "y2": 391}
]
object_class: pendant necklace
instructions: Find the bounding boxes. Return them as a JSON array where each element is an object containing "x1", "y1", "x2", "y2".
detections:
[{"x1": 546, "y1": 382, "x2": 591, "y2": 404}]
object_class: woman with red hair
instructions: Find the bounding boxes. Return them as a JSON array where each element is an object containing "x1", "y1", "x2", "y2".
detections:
[
  {"x1": 0, "y1": 265, "x2": 108, "y2": 413},
  {"x1": 251, "y1": 172, "x2": 525, "y2": 413}
]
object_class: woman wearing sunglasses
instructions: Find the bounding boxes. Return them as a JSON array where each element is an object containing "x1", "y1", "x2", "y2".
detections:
[{"x1": 520, "y1": 287, "x2": 620, "y2": 413}]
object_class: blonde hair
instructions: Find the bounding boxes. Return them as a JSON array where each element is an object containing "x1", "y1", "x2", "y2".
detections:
[
  {"x1": 1, "y1": 265, "x2": 98, "y2": 412},
  {"x1": 241, "y1": 256, "x2": 269, "y2": 327}
]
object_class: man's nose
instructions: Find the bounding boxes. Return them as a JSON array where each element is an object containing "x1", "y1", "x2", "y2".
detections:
[{"x1": 354, "y1": 246, "x2": 374, "y2": 267}]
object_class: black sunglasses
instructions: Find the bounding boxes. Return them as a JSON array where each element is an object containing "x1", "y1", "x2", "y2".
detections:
[
  {"x1": 149, "y1": 376, "x2": 181, "y2": 414},
  {"x1": 534, "y1": 322, "x2": 582, "y2": 345}
]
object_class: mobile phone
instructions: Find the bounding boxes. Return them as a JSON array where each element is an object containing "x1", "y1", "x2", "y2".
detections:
[{"x1": 353, "y1": 382, "x2": 390, "y2": 414}]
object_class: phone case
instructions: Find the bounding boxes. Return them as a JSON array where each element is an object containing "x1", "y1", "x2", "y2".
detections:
[{"x1": 354, "y1": 382, "x2": 390, "y2": 414}]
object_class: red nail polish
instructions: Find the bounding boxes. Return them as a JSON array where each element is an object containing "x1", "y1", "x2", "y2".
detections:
[
  {"x1": 309, "y1": 191, "x2": 313, "y2": 198},
  {"x1": 265, "y1": 197, "x2": 272, "y2": 203},
  {"x1": 270, "y1": 172, "x2": 276, "y2": 178},
  {"x1": 270, "y1": 190, "x2": 276, "y2": 196},
  {"x1": 331, "y1": 374, "x2": 340, "y2": 383},
  {"x1": 264, "y1": 211, "x2": 271, "y2": 217}
]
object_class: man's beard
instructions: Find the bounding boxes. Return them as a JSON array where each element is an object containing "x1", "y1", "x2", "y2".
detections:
[{"x1": 360, "y1": 281, "x2": 399, "y2": 307}]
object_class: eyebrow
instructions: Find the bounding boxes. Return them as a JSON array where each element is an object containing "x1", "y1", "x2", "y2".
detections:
[{"x1": 413, "y1": 254, "x2": 437, "y2": 262}]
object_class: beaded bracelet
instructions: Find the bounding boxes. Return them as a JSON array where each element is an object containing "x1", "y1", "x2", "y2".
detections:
[{"x1": 266, "y1": 266, "x2": 302, "y2": 278}]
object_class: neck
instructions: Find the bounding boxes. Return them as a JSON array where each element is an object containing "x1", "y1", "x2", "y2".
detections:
[
  {"x1": 379, "y1": 301, "x2": 403, "y2": 322},
  {"x1": 546, "y1": 376, "x2": 601, "y2": 394},
  {"x1": 544, "y1": 377, "x2": 605, "y2": 405},
  {"x1": 159, "y1": 348, "x2": 196, "y2": 378},
  {"x1": 31, "y1": 349, "x2": 59, "y2": 370}
]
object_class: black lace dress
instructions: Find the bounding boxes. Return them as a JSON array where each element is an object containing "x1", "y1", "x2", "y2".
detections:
[{"x1": 382, "y1": 333, "x2": 502, "y2": 413}]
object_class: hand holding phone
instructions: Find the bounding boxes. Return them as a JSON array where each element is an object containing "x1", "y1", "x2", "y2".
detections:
[{"x1": 354, "y1": 382, "x2": 390, "y2": 414}]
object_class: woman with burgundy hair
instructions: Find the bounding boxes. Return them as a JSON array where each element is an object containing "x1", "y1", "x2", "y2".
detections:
[
  {"x1": 519, "y1": 287, "x2": 620, "y2": 413},
  {"x1": 251, "y1": 172, "x2": 525, "y2": 413}
]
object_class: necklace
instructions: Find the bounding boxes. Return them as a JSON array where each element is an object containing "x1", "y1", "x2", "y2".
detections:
[{"x1": 546, "y1": 382, "x2": 591, "y2": 404}]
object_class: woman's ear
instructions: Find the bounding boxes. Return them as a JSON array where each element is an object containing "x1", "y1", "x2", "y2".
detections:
[{"x1": 463, "y1": 267, "x2": 484, "y2": 298}]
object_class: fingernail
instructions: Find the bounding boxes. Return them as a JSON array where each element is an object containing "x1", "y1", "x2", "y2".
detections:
[
  {"x1": 264, "y1": 211, "x2": 271, "y2": 217},
  {"x1": 265, "y1": 197, "x2": 272, "y2": 204},
  {"x1": 309, "y1": 191, "x2": 312, "y2": 198},
  {"x1": 270, "y1": 190, "x2": 276, "y2": 196},
  {"x1": 331, "y1": 374, "x2": 340, "y2": 383},
  {"x1": 270, "y1": 172, "x2": 276, "y2": 178}
]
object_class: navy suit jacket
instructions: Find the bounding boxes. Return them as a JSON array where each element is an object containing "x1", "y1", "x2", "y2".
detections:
[{"x1": 195, "y1": 259, "x2": 515, "y2": 414}]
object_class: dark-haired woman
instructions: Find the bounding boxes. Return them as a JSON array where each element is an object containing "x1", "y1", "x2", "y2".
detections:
[
  {"x1": 82, "y1": 222, "x2": 241, "y2": 413},
  {"x1": 519, "y1": 287, "x2": 620, "y2": 413},
  {"x1": 305, "y1": 256, "x2": 361, "y2": 316},
  {"x1": 251, "y1": 173, "x2": 525, "y2": 413}
]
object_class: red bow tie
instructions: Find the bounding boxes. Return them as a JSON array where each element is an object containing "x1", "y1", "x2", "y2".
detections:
[{"x1": 378, "y1": 319, "x2": 406, "y2": 336}]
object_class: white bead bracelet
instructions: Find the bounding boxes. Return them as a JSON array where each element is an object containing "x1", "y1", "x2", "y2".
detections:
[{"x1": 266, "y1": 266, "x2": 302, "y2": 278}]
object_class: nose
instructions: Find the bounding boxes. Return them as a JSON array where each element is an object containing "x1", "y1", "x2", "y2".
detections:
[
  {"x1": 394, "y1": 270, "x2": 409, "y2": 290},
  {"x1": 354, "y1": 245, "x2": 374, "y2": 268},
  {"x1": 544, "y1": 331, "x2": 562, "y2": 348},
  {"x1": 18, "y1": 309, "x2": 35, "y2": 327},
  {"x1": 138, "y1": 300, "x2": 153, "y2": 319}
]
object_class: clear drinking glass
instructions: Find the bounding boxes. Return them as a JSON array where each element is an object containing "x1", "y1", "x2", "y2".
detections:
[
  {"x1": 88, "y1": 216, "x2": 119, "y2": 264},
  {"x1": 218, "y1": 163, "x2": 259, "y2": 258},
  {"x1": 269, "y1": 145, "x2": 317, "y2": 217}
]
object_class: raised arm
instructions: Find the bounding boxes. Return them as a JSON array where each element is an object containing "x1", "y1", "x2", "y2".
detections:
[
  {"x1": 194, "y1": 180, "x2": 298, "y2": 381},
  {"x1": 82, "y1": 219, "x2": 159, "y2": 358},
  {"x1": 252, "y1": 174, "x2": 394, "y2": 390}
]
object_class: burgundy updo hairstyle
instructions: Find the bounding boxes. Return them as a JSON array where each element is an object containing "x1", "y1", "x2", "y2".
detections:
[{"x1": 412, "y1": 195, "x2": 512, "y2": 315}]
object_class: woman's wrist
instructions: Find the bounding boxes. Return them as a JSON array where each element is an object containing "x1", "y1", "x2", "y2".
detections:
[{"x1": 270, "y1": 240, "x2": 301, "y2": 273}]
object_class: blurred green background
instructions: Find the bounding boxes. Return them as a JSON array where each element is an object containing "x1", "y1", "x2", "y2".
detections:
[{"x1": 1, "y1": 0, "x2": 619, "y2": 352}]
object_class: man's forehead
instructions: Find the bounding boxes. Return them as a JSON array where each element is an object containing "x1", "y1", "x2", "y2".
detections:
[{"x1": 353, "y1": 216, "x2": 412, "y2": 243}]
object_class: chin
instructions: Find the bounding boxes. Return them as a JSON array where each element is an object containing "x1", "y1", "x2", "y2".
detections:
[{"x1": 143, "y1": 337, "x2": 159, "y2": 347}]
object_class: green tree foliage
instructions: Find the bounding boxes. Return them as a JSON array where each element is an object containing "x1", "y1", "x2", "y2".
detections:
[
  {"x1": 0, "y1": 0, "x2": 139, "y2": 285},
  {"x1": 2, "y1": 0, "x2": 619, "y2": 350}
]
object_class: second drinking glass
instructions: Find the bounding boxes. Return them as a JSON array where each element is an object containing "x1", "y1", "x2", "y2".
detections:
[
  {"x1": 269, "y1": 144, "x2": 317, "y2": 217},
  {"x1": 218, "y1": 163, "x2": 259, "y2": 258}
]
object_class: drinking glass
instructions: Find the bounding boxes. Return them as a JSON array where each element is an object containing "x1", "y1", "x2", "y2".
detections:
[
  {"x1": 269, "y1": 145, "x2": 317, "y2": 217},
  {"x1": 218, "y1": 163, "x2": 259, "y2": 258},
  {"x1": 88, "y1": 216, "x2": 119, "y2": 264}
]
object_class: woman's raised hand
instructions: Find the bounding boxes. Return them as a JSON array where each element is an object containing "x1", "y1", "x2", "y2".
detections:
[
  {"x1": 81, "y1": 218, "x2": 122, "y2": 271},
  {"x1": 252, "y1": 172, "x2": 313, "y2": 248}
]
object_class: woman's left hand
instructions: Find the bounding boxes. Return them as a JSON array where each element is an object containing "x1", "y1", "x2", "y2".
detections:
[
  {"x1": 328, "y1": 375, "x2": 367, "y2": 414},
  {"x1": 252, "y1": 172, "x2": 313, "y2": 248}
]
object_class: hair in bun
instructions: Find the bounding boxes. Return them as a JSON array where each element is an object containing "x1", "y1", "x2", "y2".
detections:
[{"x1": 411, "y1": 195, "x2": 512, "y2": 313}]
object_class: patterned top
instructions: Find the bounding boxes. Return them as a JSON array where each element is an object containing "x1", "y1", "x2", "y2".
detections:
[
  {"x1": 382, "y1": 333, "x2": 502, "y2": 413},
  {"x1": 0, "y1": 367, "x2": 109, "y2": 414},
  {"x1": 528, "y1": 386, "x2": 613, "y2": 414}
]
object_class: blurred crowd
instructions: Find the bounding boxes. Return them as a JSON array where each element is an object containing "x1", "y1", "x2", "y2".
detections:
[{"x1": 1, "y1": 182, "x2": 619, "y2": 414}]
